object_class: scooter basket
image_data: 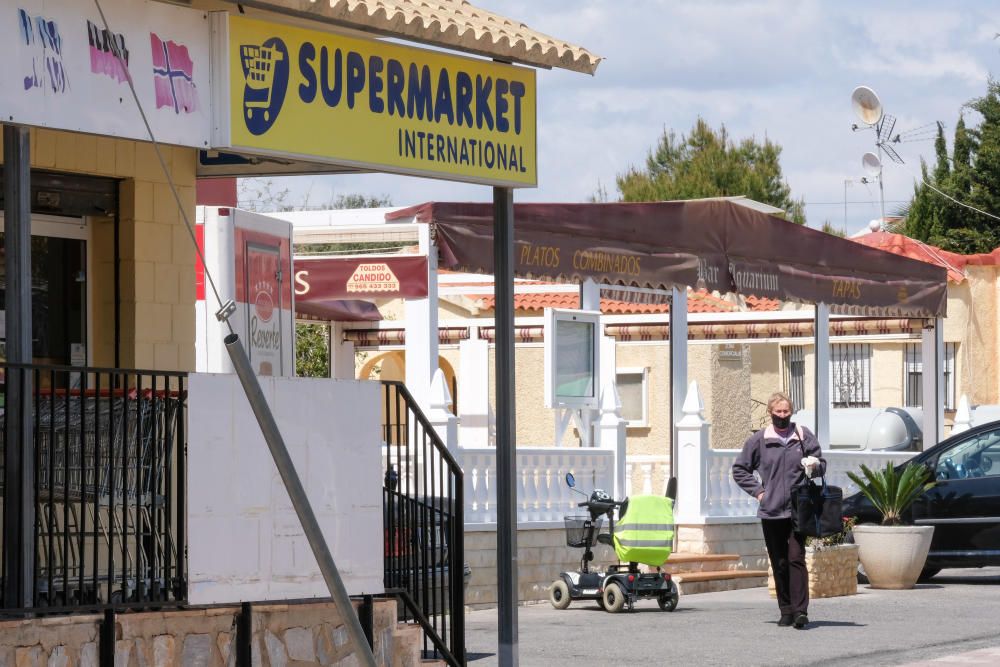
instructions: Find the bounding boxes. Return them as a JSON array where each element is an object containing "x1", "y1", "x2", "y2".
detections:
[{"x1": 564, "y1": 515, "x2": 603, "y2": 548}]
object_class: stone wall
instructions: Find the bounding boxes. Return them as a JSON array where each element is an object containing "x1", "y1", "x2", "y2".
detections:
[
  {"x1": 465, "y1": 521, "x2": 772, "y2": 608},
  {"x1": 768, "y1": 544, "x2": 859, "y2": 599},
  {"x1": 465, "y1": 526, "x2": 618, "y2": 608},
  {"x1": 0, "y1": 599, "x2": 404, "y2": 666}
]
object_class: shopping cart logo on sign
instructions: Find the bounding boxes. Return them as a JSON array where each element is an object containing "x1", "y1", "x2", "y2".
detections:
[{"x1": 240, "y1": 37, "x2": 289, "y2": 135}]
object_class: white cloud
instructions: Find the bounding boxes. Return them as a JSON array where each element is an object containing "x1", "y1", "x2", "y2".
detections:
[{"x1": 263, "y1": 1, "x2": 1000, "y2": 232}]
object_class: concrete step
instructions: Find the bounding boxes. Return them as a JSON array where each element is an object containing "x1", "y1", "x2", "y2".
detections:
[
  {"x1": 663, "y1": 552, "x2": 741, "y2": 574},
  {"x1": 392, "y1": 619, "x2": 454, "y2": 667},
  {"x1": 673, "y1": 569, "x2": 769, "y2": 596}
]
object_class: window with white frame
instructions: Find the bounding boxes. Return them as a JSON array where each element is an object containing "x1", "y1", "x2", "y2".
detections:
[
  {"x1": 831, "y1": 344, "x2": 871, "y2": 408},
  {"x1": 616, "y1": 367, "x2": 649, "y2": 427},
  {"x1": 904, "y1": 343, "x2": 957, "y2": 410},
  {"x1": 782, "y1": 346, "x2": 806, "y2": 412}
]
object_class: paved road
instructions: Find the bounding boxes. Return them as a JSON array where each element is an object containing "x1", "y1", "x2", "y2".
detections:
[{"x1": 464, "y1": 568, "x2": 1000, "y2": 666}]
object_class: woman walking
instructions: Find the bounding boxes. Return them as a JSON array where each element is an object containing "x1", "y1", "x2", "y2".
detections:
[{"x1": 733, "y1": 392, "x2": 825, "y2": 629}]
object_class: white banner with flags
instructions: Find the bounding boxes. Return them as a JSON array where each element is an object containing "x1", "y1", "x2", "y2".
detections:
[{"x1": 0, "y1": 0, "x2": 211, "y2": 148}]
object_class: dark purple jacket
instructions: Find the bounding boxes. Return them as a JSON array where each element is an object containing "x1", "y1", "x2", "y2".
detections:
[{"x1": 732, "y1": 424, "x2": 827, "y2": 519}]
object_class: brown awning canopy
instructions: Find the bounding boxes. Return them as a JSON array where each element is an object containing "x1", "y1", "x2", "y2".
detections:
[
  {"x1": 387, "y1": 200, "x2": 948, "y2": 318},
  {"x1": 296, "y1": 299, "x2": 383, "y2": 322}
]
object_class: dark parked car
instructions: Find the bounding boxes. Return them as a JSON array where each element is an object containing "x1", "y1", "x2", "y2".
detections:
[{"x1": 843, "y1": 419, "x2": 1000, "y2": 580}]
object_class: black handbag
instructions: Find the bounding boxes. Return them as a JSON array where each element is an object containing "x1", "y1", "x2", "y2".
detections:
[
  {"x1": 790, "y1": 477, "x2": 843, "y2": 537},
  {"x1": 790, "y1": 439, "x2": 843, "y2": 537}
]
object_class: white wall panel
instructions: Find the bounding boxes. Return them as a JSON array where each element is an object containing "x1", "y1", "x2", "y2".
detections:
[{"x1": 187, "y1": 372, "x2": 383, "y2": 603}]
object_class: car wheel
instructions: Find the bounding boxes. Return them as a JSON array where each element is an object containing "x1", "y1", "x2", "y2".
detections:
[
  {"x1": 658, "y1": 586, "x2": 679, "y2": 612},
  {"x1": 595, "y1": 595, "x2": 606, "y2": 610},
  {"x1": 549, "y1": 579, "x2": 571, "y2": 610},
  {"x1": 918, "y1": 567, "x2": 941, "y2": 582},
  {"x1": 602, "y1": 582, "x2": 626, "y2": 613}
]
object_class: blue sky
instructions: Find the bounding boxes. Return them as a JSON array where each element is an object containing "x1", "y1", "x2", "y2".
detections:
[{"x1": 266, "y1": 1, "x2": 999, "y2": 233}]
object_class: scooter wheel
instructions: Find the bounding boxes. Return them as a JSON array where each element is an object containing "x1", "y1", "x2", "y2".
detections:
[
  {"x1": 658, "y1": 587, "x2": 679, "y2": 612},
  {"x1": 549, "y1": 579, "x2": 571, "y2": 610},
  {"x1": 602, "y1": 582, "x2": 626, "y2": 613}
]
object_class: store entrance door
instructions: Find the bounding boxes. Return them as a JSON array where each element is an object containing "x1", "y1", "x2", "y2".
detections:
[{"x1": 0, "y1": 215, "x2": 89, "y2": 379}]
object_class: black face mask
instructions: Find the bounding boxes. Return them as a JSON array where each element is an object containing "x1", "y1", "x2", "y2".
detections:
[{"x1": 771, "y1": 414, "x2": 791, "y2": 430}]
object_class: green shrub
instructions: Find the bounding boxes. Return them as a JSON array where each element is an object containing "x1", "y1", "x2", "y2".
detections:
[{"x1": 846, "y1": 462, "x2": 936, "y2": 526}]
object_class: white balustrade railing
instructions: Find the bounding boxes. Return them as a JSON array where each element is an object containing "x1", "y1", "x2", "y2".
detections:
[
  {"x1": 656, "y1": 449, "x2": 916, "y2": 519},
  {"x1": 384, "y1": 437, "x2": 915, "y2": 527},
  {"x1": 625, "y1": 455, "x2": 671, "y2": 498},
  {"x1": 459, "y1": 447, "x2": 614, "y2": 526}
]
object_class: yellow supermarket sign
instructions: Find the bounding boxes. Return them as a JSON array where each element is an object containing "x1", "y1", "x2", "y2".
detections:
[{"x1": 227, "y1": 15, "x2": 537, "y2": 187}]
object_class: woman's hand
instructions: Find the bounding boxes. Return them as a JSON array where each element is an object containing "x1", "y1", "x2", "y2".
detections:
[{"x1": 756, "y1": 491, "x2": 765, "y2": 502}]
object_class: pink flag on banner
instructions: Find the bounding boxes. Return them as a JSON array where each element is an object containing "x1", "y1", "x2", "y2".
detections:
[{"x1": 150, "y1": 32, "x2": 199, "y2": 113}]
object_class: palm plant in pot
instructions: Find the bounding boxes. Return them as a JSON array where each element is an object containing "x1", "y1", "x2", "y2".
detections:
[{"x1": 846, "y1": 462, "x2": 937, "y2": 589}]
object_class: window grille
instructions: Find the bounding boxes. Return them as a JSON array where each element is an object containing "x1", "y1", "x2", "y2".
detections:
[
  {"x1": 903, "y1": 343, "x2": 957, "y2": 410},
  {"x1": 782, "y1": 346, "x2": 806, "y2": 411},
  {"x1": 831, "y1": 343, "x2": 871, "y2": 407}
]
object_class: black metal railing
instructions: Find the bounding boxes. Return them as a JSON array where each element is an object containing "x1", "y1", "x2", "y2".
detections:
[
  {"x1": 381, "y1": 381, "x2": 464, "y2": 666},
  {"x1": 0, "y1": 363, "x2": 187, "y2": 613}
]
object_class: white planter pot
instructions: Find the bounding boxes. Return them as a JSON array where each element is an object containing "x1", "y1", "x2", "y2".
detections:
[{"x1": 852, "y1": 525, "x2": 935, "y2": 590}]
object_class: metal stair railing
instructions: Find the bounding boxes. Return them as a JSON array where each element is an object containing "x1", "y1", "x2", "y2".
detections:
[{"x1": 381, "y1": 380, "x2": 465, "y2": 665}]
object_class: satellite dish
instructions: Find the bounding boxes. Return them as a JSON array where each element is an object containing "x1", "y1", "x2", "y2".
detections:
[
  {"x1": 852, "y1": 86, "x2": 883, "y2": 125},
  {"x1": 862, "y1": 152, "x2": 882, "y2": 176}
]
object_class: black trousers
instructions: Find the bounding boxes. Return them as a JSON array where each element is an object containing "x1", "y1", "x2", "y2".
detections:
[{"x1": 761, "y1": 518, "x2": 808, "y2": 615}]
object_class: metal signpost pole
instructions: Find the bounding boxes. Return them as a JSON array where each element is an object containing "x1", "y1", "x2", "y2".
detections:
[
  {"x1": 224, "y1": 334, "x2": 377, "y2": 667},
  {"x1": 493, "y1": 187, "x2": 519, "y2": 666},
  {"x1": 2, "y1": 123, "x2": 34, "y2": 609}
]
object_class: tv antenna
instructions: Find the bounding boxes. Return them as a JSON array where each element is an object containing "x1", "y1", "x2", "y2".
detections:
[{"x1": 851, "y1": 86, "x2": 900, "y2": 228}]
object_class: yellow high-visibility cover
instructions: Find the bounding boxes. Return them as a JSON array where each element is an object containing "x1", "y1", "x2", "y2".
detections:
[{"x1": 612, "y1": 495, "x2": 675, "y2": 566}]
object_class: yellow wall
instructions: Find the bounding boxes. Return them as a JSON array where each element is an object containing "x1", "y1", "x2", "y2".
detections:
[
  {"x1": 616, "y1": 342, "x2": 670, "y2": 458},
  {"x1": 6, "y1": 127, "x2": 199, "y2": 371}
]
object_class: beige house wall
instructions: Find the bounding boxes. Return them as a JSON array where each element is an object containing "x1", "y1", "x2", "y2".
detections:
[
  {"x1": 362, "y1": 264, "x2": 1000, "y2": 448},
  {"x1": 618, "y1": 342, "x2": 669, "y2": 457},
  {"x1": 1, "y1": 127, "x2": 197, "y2": 371},
  {"x1": 945, "y1": 268, "x2": 999, "y2": 405}
]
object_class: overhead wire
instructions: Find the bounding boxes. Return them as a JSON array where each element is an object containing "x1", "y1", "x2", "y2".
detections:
[
  {"x1": 93, "y1": 0, "x2": 234, "y2": 334},
  {"x1": 921, "y1": 178, "x2": 1000, "y2": 223}
]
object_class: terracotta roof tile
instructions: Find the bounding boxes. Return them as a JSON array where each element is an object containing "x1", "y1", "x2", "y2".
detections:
[
  {"x1": 851, "y1": 232, "x2": 1000, "y2": 283},
  {"x1": 238, "y1": 0, "x2": 602, "y2": 74}
]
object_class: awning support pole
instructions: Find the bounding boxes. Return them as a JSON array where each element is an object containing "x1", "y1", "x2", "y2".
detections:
[
  {"x1": 814, "y1": 303, "x2": 830, "y2": 446},
  {"x1": 669, "y1": 287, "x2": 688, "y2": 478},
  {"x1": 493, "y1": 186, "x2": 519, "y2": 667},
  {"x1": 922, "y1": 318, "x2": 944, "y2": 449},
  {"x1": 2, "y1": 123, "x2": 34, "y2": 609}
]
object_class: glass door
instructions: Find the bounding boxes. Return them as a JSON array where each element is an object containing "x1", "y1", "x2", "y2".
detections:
[{"x1": 0, "y1": 216, "x2": 89, "y2": 377}]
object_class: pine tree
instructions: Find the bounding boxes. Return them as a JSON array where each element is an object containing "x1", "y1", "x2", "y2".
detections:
[
  {"x1": 905, "y1": 81, "x2": 1000, "y2": 253},
  {"x1": 615, "y1": 117, "x2": 806, "y2": 224}
]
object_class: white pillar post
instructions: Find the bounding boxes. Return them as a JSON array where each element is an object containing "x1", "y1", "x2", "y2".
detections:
[
  {"x1": 328, "y1": 322, "x2": 356, "y2": 380},
  {"x1": 597, "y1": 379, "x2": 627, "y2": 501},
  {"x1": 814, "y1": 303, "x2": 830, "y2": 447},
  {"x1": 404, "y1": 223, "x2": 438, "y2": 411},
  {"x1": 428, "y1": 368, "x2": 459, "y2": 455},
  {"x1": 581, "y1": 279, "x2": 602, "y2": 445},
  {"x1": 951, "y1": 394, "x2": 972, "y2": 435},
  {"x1": 458, "y1": 331, "x2": 490, "y2": 447},
  {"x1": 670, "y1": 287, "x2": 688, "y2": 476},
  {"x1": 922, "y1": 318, "x2": 945, "y2": 448},
  {"x1": 673, "y1": 380, "x2": 708, "y2": 524}
]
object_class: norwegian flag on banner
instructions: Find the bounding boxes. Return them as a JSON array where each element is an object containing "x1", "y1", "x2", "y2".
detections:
[{"x1": 150, "y1": 32, "x2": 199, "y2": 114}]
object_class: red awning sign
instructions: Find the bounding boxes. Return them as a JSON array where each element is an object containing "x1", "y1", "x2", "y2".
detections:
[
  {"x1": 294, "y1": 255, "x2": 428, "y2": 300},
  {"x1": 347, "y1": 263, "x2": 400, "y2": 293}
]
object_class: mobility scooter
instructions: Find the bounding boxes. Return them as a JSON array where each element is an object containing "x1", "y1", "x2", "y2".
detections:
[{"x1": 548, "y1": 473, "x2": 679, "y2": 613}]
